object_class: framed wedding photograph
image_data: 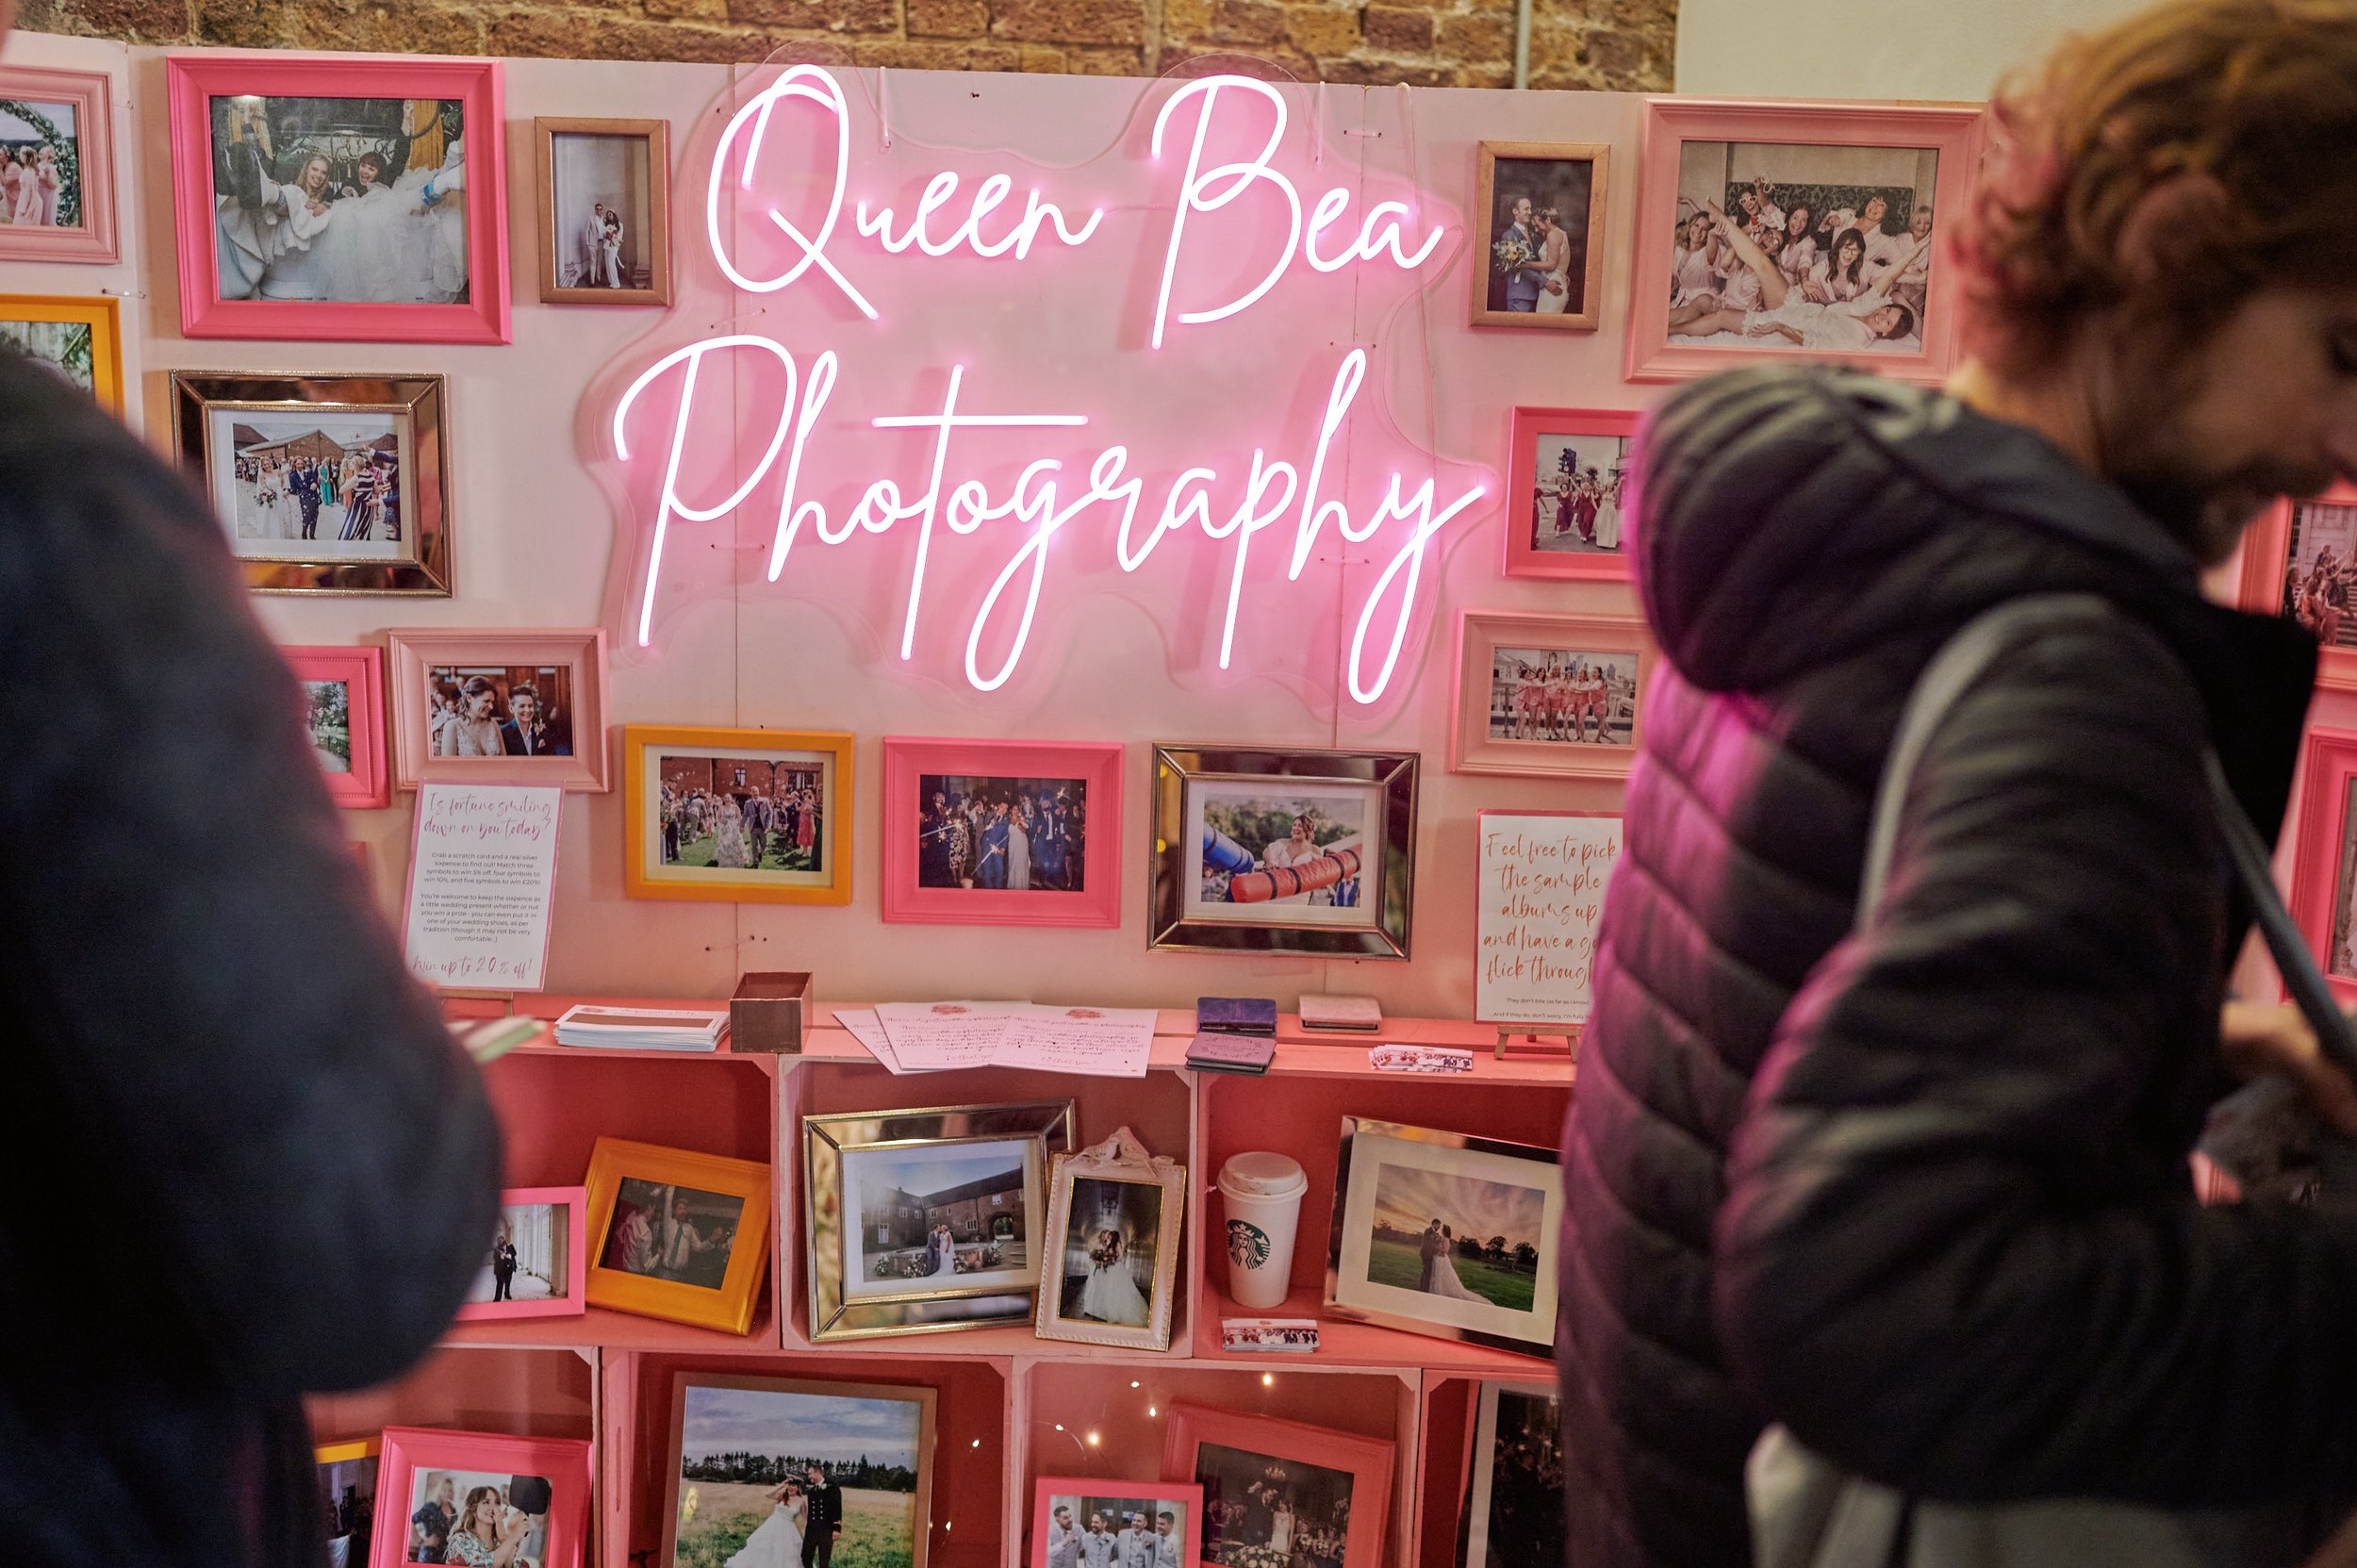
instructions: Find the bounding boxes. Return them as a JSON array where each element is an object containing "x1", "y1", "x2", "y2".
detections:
[
  {"x1": 165, "y1": 54, "x2": 509, "y2": 344},
  {"x1": 2289, "y1": 726, "x2": 2357, "y2": 1004},
  {"x1": 1149, "y1": 746, "x2": 1419, "y2": 959},
  {"x1": 1626, "y1": 99, "x2": 1982, "y2": 384},
  {"x1": 1504, "y1": 407, "x2": 1640, "y2": 580},
  {"x1": 802, "y1": 1099, "x2": 1076, "y2": 1342},
  {"x1": 282, "y1": 646, "x2": 389, "y2": 809},
  {"x1": 316, "y1": 1436, "x2": 380, "y2": 1568},
  {"x1": 535, "y1": 116, "x2": 671, "y2": 305},
  {"x1": 1324, "y1": 1116, "x2": 1561, "y2": 1357},
  {"x1": 623, "y1": 724, "x2": 852, "y2": 905},
  {"x1": 1031, "y1": 1477, "x2": 1204, "y2": 1568},
  {"x1": 1470, "y1": 140, "x2": 1608, "y2": 331},
  {"x1": 0, "y1": 66, "x2": 120, "y2": 264},
  {"x1": 369, "y1": 1426, "x2": 590, "y2": 1568},
  {"x1": 0, "y1": 292, "x2": 121, "y2": 413},
  {"x1": 584, "y1": 1136, "x2": 773, "y2": 1335},
  {"x1": 171, "y1": 371, "x2": 453, "y2": 596},
  {"x1": 1451, "y1": 610, "x2": 1650, "y2": 780},
  {"x1": 455, "y1": 1184, "x2": 587, "y2": 1324},
  {"x1": 1034, "y1": 1129, "x2": 1186, "y2": 1353},
  {"x1": 387, "y1": 628, "x2": 609, "y2": 793},
  {"x1": 1463, "y1": 1379, "x2": 1566, "y2": 1568},
  {"x1": 880, "y1": 736, "x2": 1120, "y2": 929},
  {"x1": 1162, "y1": 1403, "x2": 1393, "y2": 1568},
  {"x1": 663, "y1": 1372, "x2": 937, "y2": 1568},
  {"x1": 2238, "y1": 482, "x2": 2357, "y2": 693}
]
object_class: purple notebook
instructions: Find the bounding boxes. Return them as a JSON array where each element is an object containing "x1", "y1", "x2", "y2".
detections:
[
  {"x1": 1196, "y1": 996, "x2": 1277, "y2": 1035},
  {"x1": 1184, "y1": 1032, "x2": 1276, "y2": 1074}
]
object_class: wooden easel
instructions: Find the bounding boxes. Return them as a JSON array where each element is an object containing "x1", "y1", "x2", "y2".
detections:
[{"x1": 1493, "y1": 1027, "x2": 1579, "y2": 1062}]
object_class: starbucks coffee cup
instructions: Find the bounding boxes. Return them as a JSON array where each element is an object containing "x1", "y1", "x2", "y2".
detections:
[{"x1": 1217, "y1": 1151, "x2": 1309, "y2": 1310}]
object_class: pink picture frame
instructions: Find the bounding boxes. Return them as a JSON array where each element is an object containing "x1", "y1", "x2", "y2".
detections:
[
  {"x1": 0, "y1": 65, "x2": 121, "y2": 264},
  {"x1": 282, "y1": 646, "x2": 390, "y2": 809},
  {"x1": 1030, "y1": 1477, "x2": 1205, "y2": 1568},
  {"x1": 1162, "y1": 1402, "x2": 1393, "y2": 1568},
  {"x1": 453, "y1": 1184, "x2": 588, "y2": 1323},
  {"x1": 1450, "y1": 609, "x2": 1652, "y2": 780},
  {"x1": 368, "y1": 1426, "x2": 590, "y2": 1568},
  {"x1": 165, "y1": 53, "x2": 510, "y2": 344},
  {"x1": 1503, "y1": 407, "x2": 1642, "y2": 581},
  {"x1": 387, "y1": 628, "x2": 610, "y2": 793},
  {"x1": 1624, "y1": 97, "x2": 1983, "y2": 385},
  {"x1": 2236, "y1": 481, "x2": 2357, "y2": 693},
  {"x1": 2289, "y1": 727, "x2": 2357, "y2": 1006},
  {"x1": 880, "y1": 736, "x2": 1123, "y2": 928}
]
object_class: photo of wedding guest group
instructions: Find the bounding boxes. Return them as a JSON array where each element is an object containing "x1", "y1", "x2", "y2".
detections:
[
  {"x1": 845, "y1": 1138, "x2": 1033, "y2": 1299},
  {"x1": 1465, "y1": 1383, "x2": 1566, "y2": 1568},
  {"x1": 1041, "y1": 1493, "x2": 1193, "y2": 1568},
  {"x1": 667, "y1": 1378, "x2": 931, "y2": 1568},
  {"x1": 428, "y1": 663, "x2": 575, "y2": 759},
  {"x1": 1196, "y1": 1444, "x2": 1353, "y2": 1568},
  {"x1": 1486, "y1": 646, "x2": 1638, "y2": 748},
  {"x1": 1667, "y1": 139, "x2": 1937, "y2": 354},
  {"x1": 316, "y1": 1446, "x2": 376, "y2": 1568},
  {"x1": 403, "y1": 1468, "x2": 554, "y2": 1568},
  {"x1": 464, "y1": 1199, "x2": 571, "y2": 1308},
  {"x1": 0, "y1": 98, "x2": 77, "y2": 228},
  {"x1": 211, "y1": 409, "x2": 410, "y2": 559},
  {"x1": 916, "y1": 773, "x2": 1086, "y2": 893},
  {"x1": 1527, "y1": 432, "x2": 1630, "y2": 557},
  {"x1": 601, "y1": 1178, "x2": 742, "y2": 1291},
  {"x1": 659, "y1": 752, "x2": 827, "y2": 874},
  {"x1": 1365, "y1": 1163, "x2": 1545, "y2": 1313},
  {"x1": 206, "y1": 93, "x2": 471, "y2": 305},
  {"x1": 1053, "y1": 1176, "x2": 1161, "y2": 1330},
  {"x1": 2283, "y1": 496, "x2": 2357, "y2": 651}
]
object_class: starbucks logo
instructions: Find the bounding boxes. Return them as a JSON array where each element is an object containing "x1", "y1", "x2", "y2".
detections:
[{"x1": 1227, "y1": 1218, "x2": 1271, "y2": 1270}]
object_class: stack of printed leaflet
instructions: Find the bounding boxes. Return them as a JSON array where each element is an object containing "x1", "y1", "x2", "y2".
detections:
[{"x1": 552, "y1": 1004, "x2": 728, "y2": 1052}]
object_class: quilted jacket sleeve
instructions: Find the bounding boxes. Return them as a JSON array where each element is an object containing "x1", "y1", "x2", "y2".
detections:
[{"x1": 1712, "y1": 598, "x2": 2357, "y2": 1504}]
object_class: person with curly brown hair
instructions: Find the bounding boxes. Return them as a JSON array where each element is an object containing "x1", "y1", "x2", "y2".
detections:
[{"x1": 1559, "y1": 4, "x2": 2357, "y2": 1566}]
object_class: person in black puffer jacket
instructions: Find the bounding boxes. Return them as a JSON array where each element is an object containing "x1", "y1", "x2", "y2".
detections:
[{"x1": 1559, "y1": 3, "x2": 2357, "y2": 1564}]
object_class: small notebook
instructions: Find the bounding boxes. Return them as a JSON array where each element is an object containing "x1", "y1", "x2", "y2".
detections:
[
  {"x1": 1300, "y1": 993, "x2": 1383, "y2": 1032},
  {"x1": 1196, "y1": 996, "x2": 1277, "y2": 1035},
  {"x1": 1184, "y1": 1031, "x2": 1276, "y2": 1074}
]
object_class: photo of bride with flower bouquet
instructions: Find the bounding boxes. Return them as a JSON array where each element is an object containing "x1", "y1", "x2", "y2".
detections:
[{"x1": 1471, "y1": 142, "x2": 1607, "y2": 330}]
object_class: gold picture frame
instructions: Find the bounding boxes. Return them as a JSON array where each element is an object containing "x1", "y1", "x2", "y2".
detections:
[
  {"x1": 802, "y1": 1099, "x2": 1075, "y2": 1342},
  {"x1": 1032, "y1": 1128, "x2": 1186, "y2": 1354},
  {"x1": 534, "y1": 116, "x2": 672, "y2": 305},
  {"x1": 170, "y1": 371, "x2": 453, "y2": 596}
]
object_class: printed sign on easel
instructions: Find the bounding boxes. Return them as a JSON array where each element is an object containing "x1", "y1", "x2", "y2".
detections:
[
  {"x1": 403, "y1": 782, "x2": 564, "y2": 992},
  {"x1": 1475, "y1": 810, "x2": 1622, "y2": 1031}
]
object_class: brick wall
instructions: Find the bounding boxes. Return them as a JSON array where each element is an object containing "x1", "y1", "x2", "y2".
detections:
[{"x1": 19, "y1": 0, "x2": 1673, "y2": 90}]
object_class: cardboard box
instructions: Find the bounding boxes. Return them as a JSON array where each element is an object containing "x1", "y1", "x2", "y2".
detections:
[{"x1": 729, "y1": 971, "x2": 811, "y2": 1055}]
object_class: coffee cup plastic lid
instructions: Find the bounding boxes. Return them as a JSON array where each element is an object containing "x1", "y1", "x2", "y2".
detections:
[{"x1": 1218, "y1": 1150, "x2": 1308, "y2": 1198}]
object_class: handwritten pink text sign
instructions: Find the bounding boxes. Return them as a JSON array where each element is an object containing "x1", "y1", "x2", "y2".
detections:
[
  {"x1": 1475, "y1": 810, "x2": 1622, "y2": 1028},
  {"x1": 403, "y1": 783, "x2": 565, "y2": 992}
]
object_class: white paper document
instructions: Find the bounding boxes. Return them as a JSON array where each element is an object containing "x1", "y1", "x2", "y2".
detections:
[
  {"x1": 831, "y1": 1008, "x2": 915, "y2": 1075},
  {"x1": 1002, "y1": 1004, "x2": 1158, "y2": 1077},
  {"x1": 403, "y1": 784, "x2": 563, "y2": 992},
  {"x1": 873, "y1": 1001, "x2": 1020, "y2": 1071},
  {"x1": 844, "y1": 1002, "x2": 1161, "y2": 1077}
]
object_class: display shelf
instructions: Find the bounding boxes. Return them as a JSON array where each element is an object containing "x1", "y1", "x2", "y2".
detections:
[
  {"x1": 602, "y1": 1348, "x2": 1013, "y2": 1568},
  {"x1": 443, "y1": 1299, "x2": 775, "y2": 1354},
  {"x1": 481, "y1": 1048, "x2": 777, "y2": 1190},
  {"x1": 776, "y1": 1056, "x2": 1196, "y2": 1355},
  {"x1": 1013, "y1": 1357, "x2": 1421, "y2": 1568},
  {"x1": 1413, "y1": 1376, "x2": 1483, "y2": 1568},
  {"x1": 308, "y1": 1342, "x2": 599, "y2": 1446}
]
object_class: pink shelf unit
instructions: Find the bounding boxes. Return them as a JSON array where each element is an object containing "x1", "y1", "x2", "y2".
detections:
[
  {"x1": 602, "y1": 1348, "x2": 1013, "y2": 1568},
  {"x1": 1413, "y1": 1377, "x2": 1484, "y2": 1567},
  {"x1": 308, "y1": 1341, "x2": 598, "y2": 1449}
]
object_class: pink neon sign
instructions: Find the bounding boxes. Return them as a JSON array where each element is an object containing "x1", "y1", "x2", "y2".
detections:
[{"x1": 597, "y1": 65, "x2": 1489, "y2": 710}]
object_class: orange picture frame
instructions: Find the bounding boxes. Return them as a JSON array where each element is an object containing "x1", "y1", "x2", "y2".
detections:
[
  {"x1": 583, "y1": 1135, "x2": 773, "y2": 1335},
  {"x1": 621, "y1": 724, "x2": 854, "y2": 905}
]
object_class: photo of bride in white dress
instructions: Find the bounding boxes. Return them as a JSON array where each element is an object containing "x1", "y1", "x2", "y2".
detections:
[
  {"x1": 1363, "y1": 1163, "x2": 1546, "y2": 1313},
  {"x1": 1055, "y1": 1176, "x2": 1161, "y2": 1329},
  {"x1": 722, "y1": 1480, "x2": 804, "y2": 1568},
  {"x1": 206, "y1": 93, "x2": 471, "y2": 305}
]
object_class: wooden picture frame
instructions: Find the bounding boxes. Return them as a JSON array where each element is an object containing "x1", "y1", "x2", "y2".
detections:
[
  {"x1": 367, "y1": 1427, "x2": 590, "y2": 1568},
  {"x1": 802, "y1": 1099, "x2": 1076, "y2": 1343},
  {"x1": 880, "y1": 736, "x2": 1121, "y2": 929},
  {"x1": 1502, "y1": 406, "x2": 1641, "y2": 581},
  {"x1": 1148, "y1": 745, "x2": 1419, "y2": 959},
  {"x1": 1161, "y1": 1402, "x2": 1393, "y2": 1568},
  {"x1": 1625, "y1": 97, "x2": 1982, "y2": 384},
  {"x1": 387, "y1": 628, "x2": 610, "y2": 792},
  {"x1": 1469, "y1": 140, "x2": 1609, "y2": 331},
  {"x1": 535, "y1": 116, "x2": 672, "y2": 305},
  {"x1": 1323, "y1": 1115, "x2": 1563, "y2": 1358},
  {"x1": 1450, "y1": 610, "x2": 1650, "y2": 780},
  {"x1": 622, "y1": 723, "x2": 853, "y2": 905},
  {"x1": 1031, "y1": 1477, "x2": 1205, "y2": 1568},
  {"x1": 583, "y1": 1136, "x2": 774, "y2": 1335},
  {"x1": 453, "y1": 1184, "x2": 589, "y2": 1324},
  {"x1": 1033, "y1": 1128, "x2": 1186, "y2": 1354},
  {"x1": 281, "y1": 645, "x2": 390, "y2": 809},
  {"x1": 2235, "y1": 482, "x2": 2357, "y2": 693},
  {"x1": 0, "y1": 66, "x2": 121, "y2": 264},
  {"x1": 171, "y1": 371, "x2": 453, "y2": 597},
  {"x1": 0, "y1": 291, "x2": 122, "y2": 414},
  {"x1": 661, "y1": 1372, "x2": 938, "y2": 1568}
]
